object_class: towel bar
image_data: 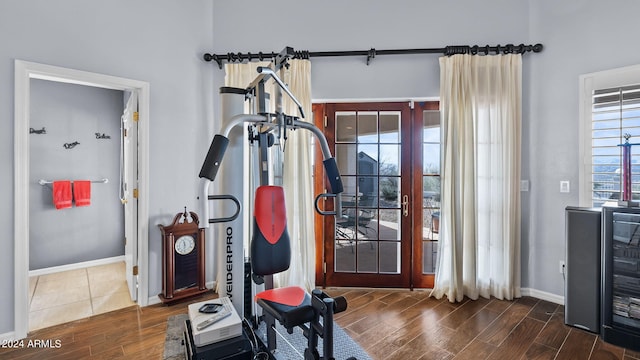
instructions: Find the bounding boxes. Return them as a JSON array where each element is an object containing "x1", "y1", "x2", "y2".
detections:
[{"x1": 38, "y1": 178, "x2": 109, "y2": 185}]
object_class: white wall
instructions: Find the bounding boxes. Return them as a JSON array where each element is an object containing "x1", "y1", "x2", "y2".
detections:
[{"x1": 0, "y1": 0, "x2": 214, "y2": 334}]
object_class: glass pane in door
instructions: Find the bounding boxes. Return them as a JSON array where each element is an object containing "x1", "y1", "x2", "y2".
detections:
[
  {"x1": 422, "y1": 110, "x2": 441, "y2": 274},
  {"x1": 336, "y1": 112, "x2": 356, "y2": 142},
  {"x1": 380, "y1": 242, "x2": 400, "y2": 273},
  {"x1": 380, "y1": 112, "x2": 401, "y2": 143}
]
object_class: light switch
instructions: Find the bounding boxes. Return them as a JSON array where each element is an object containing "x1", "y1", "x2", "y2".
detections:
[
  {"x1": 560, "y1": 180, "x2": 570, "y2": 193},
  {"x1": 520, "y1": 180, "x2": 530, "y2": 192}
]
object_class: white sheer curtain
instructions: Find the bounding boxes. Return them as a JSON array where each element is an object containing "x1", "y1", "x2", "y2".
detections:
[
  {"x1": 224, "y1": 60, "x2": 315, "y2": 291},
  {"x1": 431, "y1": 54, "x2": 522, "y2": 302},
  {"x1": 278, "y1": 60, "x2": 315, "y2": 291},
  {"x1": 225, "y1": 61, "x2": 271, "y2": 91}
]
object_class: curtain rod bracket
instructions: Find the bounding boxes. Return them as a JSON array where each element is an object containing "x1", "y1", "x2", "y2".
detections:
[{"x1": 367, "y1": 48, "x2": 376, "y2": 65}]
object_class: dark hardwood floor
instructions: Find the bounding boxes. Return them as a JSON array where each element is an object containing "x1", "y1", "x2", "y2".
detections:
[
  {"x1": 1, "y1": 288, "x2": 639, "y2": 359},
  {"x1": 0, "y1": 292, "x2": 218, "y2": 360},
  {"x1": 325, "y1": 288, "x2": 640, "y2": 360}
]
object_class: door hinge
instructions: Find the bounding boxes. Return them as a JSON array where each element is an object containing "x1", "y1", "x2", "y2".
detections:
[
  {"x1": 133, "y1": 188, "x2": 139, "y2": 199},
  {"x1": 323, "y1": 115, "x2": 327, "y2": 128},
  {"x1": 133, "y1": 265, "x2": 139, "y2": 276},
  {"x1": 133, "y1": 112, "x2": 139, "y2": 122},
  {"x1": 323, "y1": 262, "x2": 327, "y2": 274},
  {"x1": 123, "y1": 129, "x2": 128, "y2": 137}
]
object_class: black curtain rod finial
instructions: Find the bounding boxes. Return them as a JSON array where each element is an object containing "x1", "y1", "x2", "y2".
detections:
[{"x1": 203, "y1": 53, "x2": 224, "y2": 69}]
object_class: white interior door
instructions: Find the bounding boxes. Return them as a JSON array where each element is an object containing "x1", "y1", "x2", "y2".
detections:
[{"x1": 122, "y1": 91, "x2": 138, "y2": 301}]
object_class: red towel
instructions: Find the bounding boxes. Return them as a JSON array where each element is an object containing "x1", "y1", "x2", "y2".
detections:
[
  {"x1": 73, "y1": 180, "x2": 91, "y2": 207},
  {"x1": 52, "y1": 181, "x2": 72, "y2": 209}
]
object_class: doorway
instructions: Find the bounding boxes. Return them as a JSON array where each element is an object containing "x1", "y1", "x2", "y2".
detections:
[
  {"x1": 14, "y1": 60, "x2": 150, "y2": 339},
  {"x1": 313, "y1": 101, "x2": 440, "y2": 289}
]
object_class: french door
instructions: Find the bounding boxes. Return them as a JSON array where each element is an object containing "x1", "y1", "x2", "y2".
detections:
[{"x1": 313, "y1": 101, "x2": 440, "y2": 288}]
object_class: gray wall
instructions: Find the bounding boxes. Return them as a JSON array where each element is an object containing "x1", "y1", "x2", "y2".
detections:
[
  {"x1": 29, "y1": 79, "x2": 124, "y2": 270},
  {"x1": 527, "y1": 1, "x2": 640, "y2": 296},
  {"x1": 0, "y1": 0, "x2": 214, "y2": 334},
  {"x1": 212, "y1": 0, "x2": 530, "y2": 100}
]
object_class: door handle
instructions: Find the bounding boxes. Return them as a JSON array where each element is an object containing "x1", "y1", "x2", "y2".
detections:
[{"x1": 402, "y1": 195, "x2": 409, "y2": 217}]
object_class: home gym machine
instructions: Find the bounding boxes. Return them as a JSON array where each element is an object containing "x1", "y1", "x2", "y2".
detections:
[{"x1": 196, "y1": 47, "x2": 356, "y2": 360}]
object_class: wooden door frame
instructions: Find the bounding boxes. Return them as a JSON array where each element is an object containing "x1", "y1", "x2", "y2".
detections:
[{"x1": 313, "y1": 103, "x2": 327, "y2": 286}]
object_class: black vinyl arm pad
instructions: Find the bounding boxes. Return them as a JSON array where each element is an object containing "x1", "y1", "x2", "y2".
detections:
[
  {"x1": 323, "y1": 158, "x2": 344, "y2": 194},
  {"x1": 199, "y1": 135, "x2": 229, "y2": 181}
]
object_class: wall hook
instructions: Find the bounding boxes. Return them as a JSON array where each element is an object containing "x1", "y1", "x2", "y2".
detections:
[
  {"x1": 95, "y1": 133, "x2": 111, "y2": 139},
  {"x1": 30, "y1": 127, "x2": 46, "y2": 134},
  {"x1": 63, "y1": 141, "x2": 80, "y2": 149}
]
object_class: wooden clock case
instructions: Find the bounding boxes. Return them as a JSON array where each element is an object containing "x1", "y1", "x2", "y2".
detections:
[{"x1": 158, "y1": 209, "x2": 209, "y2": 304}]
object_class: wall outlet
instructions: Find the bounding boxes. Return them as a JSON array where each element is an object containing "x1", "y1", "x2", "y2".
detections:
[
  {"x1": 559, "y1": 260, "x2": 565, "y2": 274},
  {"x1": 560, "y1": 181, "x2": 570, "y2": 193}
]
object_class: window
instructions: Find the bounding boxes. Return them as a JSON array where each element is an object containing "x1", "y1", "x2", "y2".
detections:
[
  {"x1": 579, "y1": 64, "x2": 640, "y2": 207},
  {"x1": 590, "y1": 86, "x2": 640, "y2": 206}
]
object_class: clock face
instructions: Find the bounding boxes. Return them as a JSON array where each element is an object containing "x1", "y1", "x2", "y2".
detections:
[{"x1": 175, "y1": 235, "x2": 196, "y2": 255}]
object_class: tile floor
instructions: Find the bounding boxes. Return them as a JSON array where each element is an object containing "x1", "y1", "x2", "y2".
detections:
[{"x1": 28, "y1": 261, "x2": 136, "y2": 331}]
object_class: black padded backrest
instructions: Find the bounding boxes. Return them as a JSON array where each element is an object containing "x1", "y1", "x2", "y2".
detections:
[{"x1": 250, "y1": 186, "x2": 291, "y2": 276}]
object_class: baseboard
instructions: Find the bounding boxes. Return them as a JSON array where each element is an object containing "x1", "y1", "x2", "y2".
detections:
[
  {"x1": 29, "y1": 256, "x2": 125, "y2": 277},
  {"x1": 147, "y1": 295, "x2": 161, "y2": 306},
  {"x1": 0, "y1": 331, "x2": 15, "y2": 342},
  {"x1": 147, "y1": 281, "x2": 217, "y2": 306},
  {"x1": 325, "y1": 286, "x2": 564, "y2": 305},
  {"x1": 79, "y1": 279, "x2": 565, "y2": 308},
  {"x1": 521, "y1": 287, "x2": 564, "y2": 305}
]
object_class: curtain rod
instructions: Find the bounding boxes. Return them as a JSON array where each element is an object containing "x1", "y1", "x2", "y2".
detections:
[{"x1": 203, "y1": 43, "x2": 543, "y2": 69}]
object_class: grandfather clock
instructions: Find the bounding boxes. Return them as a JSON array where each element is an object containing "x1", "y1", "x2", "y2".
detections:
[{"x1": 158, "y1": 208, "x2": 209, "y2": 304}]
